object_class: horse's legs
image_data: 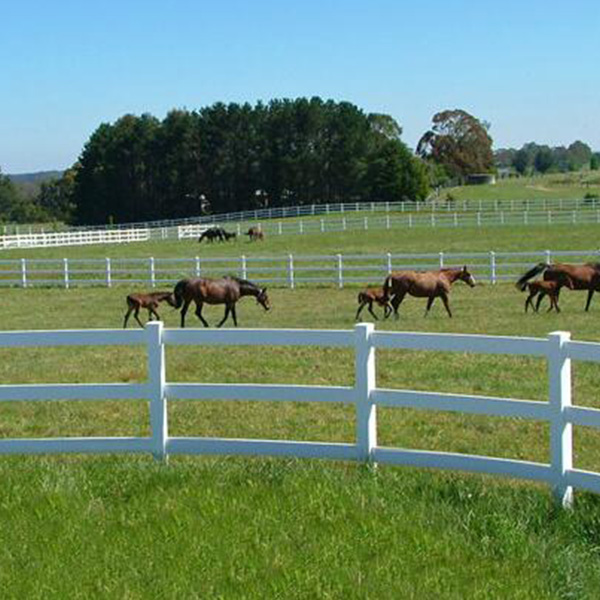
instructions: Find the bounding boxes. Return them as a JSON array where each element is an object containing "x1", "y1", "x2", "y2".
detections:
[
  {"x1": 180, "y1": 299, "x2": 192, "y2": 328},
  {"x1": 440, "y1": 293, "x2": 452, "y2": 318},
  {"x1": 216, "y1": 305, "x2": 230, "y2": 328},
  {"x1": 585, "y1": 289, "x2": 594, "y2": 312},
  {"x1": 391, "y1": 292, "x2": 406, "y2": 320},
  {"x1": 525, "y1": 291, "x2": 536, "y2": 313},
  {"x1": 549, "y1": 294, "x2": 560, "y2": 313},
  {"x1": 367, "y1": 301, "x2": 379, "y2": 321},
  {"x1": 424, "y1": 296, "x2": 435, "y2": 317},
  {"x1": 383, "y1": 302, "x2": 392, "y2": 319},
  {"x1": 123, "y1": 307, "x2": 133, "y2": 328},
  {"x1": 535, "y1": 292, "x2": 545, "y2": 313},
  {"x1": 150, "y1": 307, "x2": 161, "y2": 321},
  {"x1": 231, "y1": 304, "x2": 238, "y2": 327},
  {"x1": 195, "y1": 302, "x2": 210, "y2": 327},
  {"x1": 355, "y1": 302, "x2": 366, "y2": 321},
  {"x1": 134, "y1": 307, "x2": 145, "y2": 328}
]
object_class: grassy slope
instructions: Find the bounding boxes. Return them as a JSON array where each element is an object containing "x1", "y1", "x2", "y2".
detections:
[{"x1": 2, "y1": 224, "x2": 600, "y2": 597}]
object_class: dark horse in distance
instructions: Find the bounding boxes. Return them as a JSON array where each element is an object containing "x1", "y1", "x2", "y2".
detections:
[
  {"x1": 516, "y1": 262, "x2": 600, "y2": 311},
  {"x1": 383, "y1": 266, "x2": 476, "y2": 319},
  {"x1": 173, "y1": 276, "x2": 271, "y2": 327}
]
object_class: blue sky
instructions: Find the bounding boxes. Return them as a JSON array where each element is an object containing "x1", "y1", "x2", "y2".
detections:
[{"x1": 1, "y1": 0, "x2": 598, "y2": 173}]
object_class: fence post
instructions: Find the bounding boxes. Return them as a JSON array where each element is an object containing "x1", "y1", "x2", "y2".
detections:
[
  {"x1": 105, "y1": 257, "x2": 112, "y2": 287},
  {"x1": 490, "y1": 251, "x2": 496, "y2": 284},
  {"x1": 299, "y1": 221, "x2": 304, "y2": 234},
  {"x1": 337, "y1": 254, "x2": 343, "y2": 288},
  {"x1": 236, "y1": 223, "x2": 241, "y2": 236},
  {"x1": 320, "y1": 219, "x2": 325, "y2": 233},
  {"x1": 21, "y1": 258, "x2": 27, "y2": 288},
  {"x1": 63, "y1": 258, "x2": 69, "y2": 289},
  {"x1": 147, "y1": 321, "x2": 168, "y2": 462},
  {"x1": 150, "y1": 257, "x2": 156, "y2": 288},
  {"x1": 386, "y1": 215, "x2": 390, "y2": 230},
  {"x1": 278, "y1": 222, "x2": 283, "y2": 235},
  {"x1": 387, "y1": 252, "x2": 392, "y2": 274},
  {"x1": 241, "y1": 255, "x2": 247, "y2": 280},
  {"x1": 439, "y1": 252, "x2": 444, "y2": 269},
  {"x1": 287, "y1": 254, "x2": 295, "y2": 289},
  {"x1": 342, "y1": 217, "x2": 347, "y2": 231},
  {"x1": 364, "y1": 217, "x2": 368, "y2": 230},
  {"x1": 355, "y1": 323, "x2": 376, "y2": 465},
  {"x1": 548, "y1": 331, "x2": 573, "y2": 508},
  {"x1": 545, "y1": 249, "x2": 551, "y2": 264}
]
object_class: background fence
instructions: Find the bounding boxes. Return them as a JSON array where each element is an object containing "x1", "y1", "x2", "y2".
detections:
[
  {"x1": 1, "y1": 321, "x2": 599, "y2": 508},
  {"x1": 2, "y1": 249, "x2": 600, "y2": 289}
]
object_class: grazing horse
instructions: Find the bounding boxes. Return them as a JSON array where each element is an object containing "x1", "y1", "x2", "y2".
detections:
[
  {"x1": 516, "y1": 262, "x2": 600, "y2": 311},
  {"x1": 522, "y1": 279, "x2": 573, "y2": 313},
  {"x1": 198, "y1": 228, "x2": 224, "y2": 243},
  {"x1": 383, "y1": 266, "x2": 476, "y2": 319},
  {"x1": 246, "y1": 226, "x2": 264, "y2": 241},
  {"x1": 355, "y1": 287, "x2": 392, "y2": 321},
  {"x1": 123, "y1": 291, "x2": 176, "y2": 328},
  {"x1": 221, "y1": 229, "x2": 237, "y2": 241},
  {"x1": 173, "y1": 276, "x2": 271, "y2": 327}
]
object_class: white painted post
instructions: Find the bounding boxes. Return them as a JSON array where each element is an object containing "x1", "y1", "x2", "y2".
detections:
[
  {"x1": 21, "y1": 258, "x2": 27, "y2": 288},
  {"x1": 386, "y1": 215, "x2": 390, "y2": 230},
  {"x1": 490, "y1": 251, "x2": 496, "y2": 284},
  {"x1": 241, "y1": 255, "x2": 247, "y2": 280},
  {"x1": 342, "y1": 217, "x2": 347, "y2": 231},
  {"x1": 355, "y1": 323, "x2": 376, "y2": 465},
  {"x1": 387, "y1": 252, "x2": 392, "y2": 274},
  {"x1": 195, "y1": 256, "x2": 201, "y2": 277},
  {"x1": 408, "y1": 214, "x2": 413, "y2": 228},
  {"x1": 545, "y1": 250, "x2": 551, "y2": 264},
  {"x1": 287, "y1": 254, "x2": 295, "y2": 289},
  {"x1": 147, "y1": 321, "x2": 168, "y2": 461},
  {"x1": 106, "y1": 257, "x2": 112, "y2": 288},
  {"x1": 364, "y1": 217, "x2": 368, "y2": 230},
  {"x1": 439, "y1": 252, "x2": 444, "y2": 268},
  {"x1": 337, "y1": 254, "x2": 343, "y2": 288},
  {"x1": 150, "y1": 257, "x2": 156, "y2": 288},
  {"x1": 63, "y1": 258, "x2": 69, "y2": 289},
  {"x1": 548, "y1": 331, "x2": 573, "y2": 508},
  {"x1": 320, "y1": 219, "x2": 325, "y2": 233},
  {"x1": 299, "y1": 220, "x2": 304, "y2": 234}
]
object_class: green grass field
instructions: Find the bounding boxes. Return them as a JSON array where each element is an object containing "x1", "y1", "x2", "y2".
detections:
[{"x1": 1, "y1": 223, "x2": 600, "y2": 597}]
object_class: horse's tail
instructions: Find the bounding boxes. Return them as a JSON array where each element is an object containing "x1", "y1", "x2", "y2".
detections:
[
  {"x1": 515, "y1": 263, "x2": 549, "y2": 291},
  {"x1": 173, "y1": 279, "x2": 188, "y2": 309}
]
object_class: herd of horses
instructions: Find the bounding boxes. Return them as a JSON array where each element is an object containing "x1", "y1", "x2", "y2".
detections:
[
  {"x1": 123, "y1": 261, "x2": 600, "y2": 328},
  {"x1": 198, "y1": 226, "x2": 264, "y2": 244}
]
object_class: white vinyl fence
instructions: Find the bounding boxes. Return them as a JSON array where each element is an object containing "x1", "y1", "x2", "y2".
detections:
[
  {"x1": 1, "y1": 321, "x2": 599, "y2": 508},
  {"x1": 2, "y1": 249, "x2": 600, "y2": 289}
]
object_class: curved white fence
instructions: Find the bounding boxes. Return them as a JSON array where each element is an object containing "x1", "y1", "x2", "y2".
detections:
[
  {"x1": 1, "y1": 322, "x2": 599, "y2": 508},
  {"x1": 2, "y1": 248, "x2": 600, "y2": 289}
]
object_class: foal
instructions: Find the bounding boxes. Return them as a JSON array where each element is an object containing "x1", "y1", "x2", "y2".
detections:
[
  {"x1": 523, "y1": 278, "x2": 573, "y2": 313},
  {"x1": 355, "y1": 287, "x2": 392, "y2": 321},
  {"x1": 123, "y1": 291, "x2": 177, "y2": 328}
]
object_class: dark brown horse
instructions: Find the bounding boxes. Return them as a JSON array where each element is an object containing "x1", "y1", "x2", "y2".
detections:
[
  {"x1": 173, "y1": 276, "x2": 271, "y2": 327},
  {"x1": 383, "y1": 266, "x2": 476, "y2": 319},
  {"x1": 123, "y1": 291, "x2": 176, "y2": 328},
  {"x1": 516, "y1": 262, "x2": 600, "y2": 311}
]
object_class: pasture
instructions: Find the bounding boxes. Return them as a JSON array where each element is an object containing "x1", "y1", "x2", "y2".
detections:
[{"x1": 1, "y1": 223, "x2": 600, "y2": 597}]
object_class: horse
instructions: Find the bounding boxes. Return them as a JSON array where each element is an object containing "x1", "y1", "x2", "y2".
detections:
[
  {"x1": 246, "y1": 226, "x2": 264, "y2": 241},
  {"x1": 355, "y1": 287, "x2": 392, "y2": 321},
  {"x1": 516, "y1": 262, "x2": 600, "y2": 311},
  {"x1": 173, "y1": 276, "x2": 271, "y2": 327},
  {"x1": 123, "y1": 291, "x2": 176, "y2": 328},
  {"x1": 522, "y1": 279, "x2": 573, "y2": 313},
  {"x1": 198, "y1": 228, "x2": 224, "y2": 243},
  {"x1": 383, "y1": 266, "x2": 476, "y2": 319}
]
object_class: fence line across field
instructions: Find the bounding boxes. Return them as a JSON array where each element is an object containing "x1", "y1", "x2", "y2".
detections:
[
  {"x1": 4, "y1": 207, "x2": 600, "y2": 250},
  {"x1": 0, "y1": 321, "x2": 599, "y2": 508},
  {"x1": 2, "y1": 248, "x2": 600, "y2": 289}
]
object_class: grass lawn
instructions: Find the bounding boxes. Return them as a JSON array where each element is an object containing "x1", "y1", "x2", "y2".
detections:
[{"x1": 1, "y1": 224, "x2": 600, "y2": 597}]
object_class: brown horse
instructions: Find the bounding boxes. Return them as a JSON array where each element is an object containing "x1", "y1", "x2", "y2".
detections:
[
  {"x1": 355, "y1": 287, "x2": 392, "y2": 321},
  {"x1": 383, "y1": 266, "x2": 476, "y2": 319},
  {"x1": 522, "y1": 278, "x2": 574, "y2": 313},
  {"x1": 123, "y1": 291, "x2": 177, "y2": 328},
  {"x1": 516, "y1": 262, "x2": 600, "y2": 311},
  {"x1": 173, "y1": 276, "x2": 271, "y2": 327},
  {"x1": 246, "y1": 226, "x2": 264, "y2": 241}
]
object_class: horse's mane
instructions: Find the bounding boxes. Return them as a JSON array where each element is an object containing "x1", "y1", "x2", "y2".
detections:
[{"x1": 225, "y1": 275, "x2": 260, "y2": 290}]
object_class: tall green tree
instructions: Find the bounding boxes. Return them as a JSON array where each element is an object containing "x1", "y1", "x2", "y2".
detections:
[{"x1": 416, "y1": 109, "x2": 494, "y2": 180}]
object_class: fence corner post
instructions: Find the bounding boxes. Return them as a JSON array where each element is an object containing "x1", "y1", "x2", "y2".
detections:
[
  {"x1": 548, "y1": 331, "x2": 573, "y2": 508},
  {"x1": 147, "y1": 321, "x2": 168, "y2": 463},
  {"x1": 355, "y1": 323, "x2": 377, "y2": 466}
]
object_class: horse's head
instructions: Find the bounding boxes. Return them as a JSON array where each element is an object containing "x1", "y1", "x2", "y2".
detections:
[
  {"x1": 256, "y1": 287, "x2": 271, "y2": 311},
  {"x1": 459, "y1": 265, "x2": 477, "y2": 287},
  {"x1": 164, "y1": 293, "x2": 178, "y2": 308}
]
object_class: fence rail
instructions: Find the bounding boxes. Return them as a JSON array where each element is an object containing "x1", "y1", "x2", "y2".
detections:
[
  {"x1": 2, "y1": 249, "x2": 600, "y2": 289},
  {"x1": 1, "y1": 321, "x2": 599, "y2": 508}
]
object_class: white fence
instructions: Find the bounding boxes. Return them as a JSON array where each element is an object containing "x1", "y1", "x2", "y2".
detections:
[
  {"x1": 2, "y1": 249, "x2": 600, "y2": 289},
  {"x1": 1, "y1": 321, "x2": 600, "y2": 508}
]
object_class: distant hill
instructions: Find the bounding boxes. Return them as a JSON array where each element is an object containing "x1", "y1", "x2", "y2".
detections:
[{"x1": 8, "y1": 170, "x2": 64, "y2": 198}]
